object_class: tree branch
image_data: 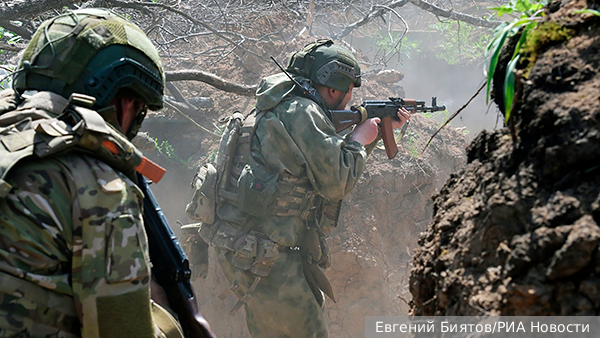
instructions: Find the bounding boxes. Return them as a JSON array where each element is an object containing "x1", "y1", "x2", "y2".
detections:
[
  {"x1": 165, "y1": 81, "x2": 220, "y2": 137},
  {"x1": 164, "y1": 98, "x2": 220, "y2": 138},
  {"x1": 410, "y1": 0, "x2": 501, "y2": 29},
  {"x1": 100, "y1": 0, "x2": 260, "y2": 56},
  {"x1": 0, "y1": 19, "x2": 32, "y2": 39},
  {"x1": 0, "y1": 0, "x2": 80, "y2": 21},
  {"x1": 334, "y1": 0, "x2": 501, "y2": 40},
  {"x1": 0, "y1": 42, "x2": 26, "y2": 52},
  {"x1": 333, "y1": 0, "x2": 411, "y2": 40},
  {"x1": 165, "y1": 70, "x2": 256, "y2": 97}
]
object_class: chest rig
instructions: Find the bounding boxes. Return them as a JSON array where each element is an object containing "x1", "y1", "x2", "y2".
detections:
[{"x1": 186, "y1": 109, "x2": 322, "y2": 314}]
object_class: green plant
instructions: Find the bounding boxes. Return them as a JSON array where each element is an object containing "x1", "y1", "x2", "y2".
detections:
[
  {"x1": 0, "y1": 64, "x2": 14, "y2": 89},
  {"x1": 0, "y1": 26, "x2": 19, "y2": 45},
  {"x1": 153, "y1": 138, "x2": 194, "y2": 167},
  {"x1": 404, "y1": 131, "x2": 420, "y2": 158},
  {"x1": 429, "y1": 21, "x2": 492, "y2": 65},
  {"x1": 423, "y1": 107, "x2": 451, "y2": 128},
  {"x1": 489, "y1": 0, "x2": 546, "y2": 17},
  {"x1": 376, "y1": 31, "x2": 422, "y2": 60},
  {"x1": 207, "y1": 148, "x2": 217, "y2": 163},
  {"x1": 461, "y1": 128, "x2": 470, "y2": 138},
  {"x1": 485, "y1": 0, "x2": 547, "y2": 123},
  {"x1": 573, "y1": 9, "x2": 600, "y2": 16}
]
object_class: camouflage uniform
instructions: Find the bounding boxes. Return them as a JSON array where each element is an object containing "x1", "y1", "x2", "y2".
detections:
[
  {"x1": 186, "y1": 40, "x2": 375, "y2": 337},
  {"x1": 237, "y1": 72, "x2": 368, "y2": 337},
  {"x1": 0, "y1": 9, "x2": 183, "y2": 338}
]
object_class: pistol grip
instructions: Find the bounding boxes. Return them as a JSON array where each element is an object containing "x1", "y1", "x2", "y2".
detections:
[{"x1": 380, "y1": 116, "x2": 398, "y2": 159}]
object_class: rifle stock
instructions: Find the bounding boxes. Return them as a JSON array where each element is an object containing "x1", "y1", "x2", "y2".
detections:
[
  {"x1": 330, "y1": 97, "x2": 446, "y2": 159},
  {"x1": 138, "y1": 174, "x2": 215, "y2": 338}
]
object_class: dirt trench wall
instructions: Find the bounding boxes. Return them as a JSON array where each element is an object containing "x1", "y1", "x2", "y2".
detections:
[
  {"x1": 410, "y1": 0, "x2": 600, "y2": 316},
  {"x1": 188, "y1": 114, "x2": 467, "y2": 338}
]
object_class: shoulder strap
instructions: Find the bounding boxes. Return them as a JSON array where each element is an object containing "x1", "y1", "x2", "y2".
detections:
[
  {"x1": 0, "y1": 93, "x2": 165, "y2": 199},
  {"x1": 0, "y1": 118, "x2": 36, "y2": 197}
]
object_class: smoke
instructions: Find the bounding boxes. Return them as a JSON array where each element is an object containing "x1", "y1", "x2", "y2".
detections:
[
  {"x1": 350, "y1": 35, "x2": 500, "y2": 136},
  {"x1": 397, "y1": 52, "x2": 499, "y2": 135}
]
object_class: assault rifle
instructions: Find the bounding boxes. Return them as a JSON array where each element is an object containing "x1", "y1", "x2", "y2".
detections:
[
  {"x1": 329, "y1": 97, "x2": 446, "y2": 159},
  {"x1": 137, "y1": 174, "x2": 215, "y2": 338}
]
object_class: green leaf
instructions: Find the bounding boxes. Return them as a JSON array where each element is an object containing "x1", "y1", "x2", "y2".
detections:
[
  {"x1": 530, "y1": 3, "x2": 544, "y2": 11},
  {"x1": 504, "y1": 55, "x2": 520, "y2": 124},
  {"x1": 485, "y1": 17, "x2": 535, "y2": 104},
  {"x1": 515, "y1": 0, "x2": 532, "y2": 13},
  {"x1": 489, "y1": 6, "x2": 514, "y2": 17},
  {"x1": 486, "y1": 26, "x2": 511, "y2": 104},
  {"x1": 7, "y1": 35, "x2": 20, "y2": 44},
  {"x1": 573, "y1": 9, "x2": 600, "y2": 16},
  {"x1": 511, "y1": 22, "x2": 535, "y2": 59}
]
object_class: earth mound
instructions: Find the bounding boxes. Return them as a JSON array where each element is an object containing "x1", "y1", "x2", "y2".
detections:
[{"x1": 410, "y1": 0, "x2": 600, "y2": 316}]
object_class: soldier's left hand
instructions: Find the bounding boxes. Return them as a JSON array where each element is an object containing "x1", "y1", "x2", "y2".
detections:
[{"x1": 391, "y1": 107, "x2": 411, "y2": 129}]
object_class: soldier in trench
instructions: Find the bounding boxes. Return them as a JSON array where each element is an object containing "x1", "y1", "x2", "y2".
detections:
[
  {"x1": 0, "y1": 9, "x2": 188, "y2": 338},
  {"x1": 183, "y1": 39, "x2": 411, "y2": 337}
]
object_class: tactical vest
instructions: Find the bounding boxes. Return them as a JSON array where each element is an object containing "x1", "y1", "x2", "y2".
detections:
[
  {"x1": 186, "y1": 109, "x2": 333, "y2": 313},
  {"x1": 186, "y1": 111, "x2": 320, "y2": 225}
]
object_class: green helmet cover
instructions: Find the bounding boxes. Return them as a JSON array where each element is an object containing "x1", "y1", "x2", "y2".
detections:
[
  {"x1": 286, "y1": 39, "x2": 361, "y2": 92},
  {"x1": 13, "y1": 8, "x2": 164, "y2": 112}
]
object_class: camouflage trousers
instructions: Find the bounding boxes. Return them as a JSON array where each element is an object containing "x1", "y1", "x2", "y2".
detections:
[{"x1": 216, "y1": 247, "x2": 328, "y2": 338}]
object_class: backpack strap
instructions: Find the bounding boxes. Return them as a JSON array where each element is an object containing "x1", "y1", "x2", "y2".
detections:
[{"x1": 0, "y1": 91, "x2": 165, "y2": 200}]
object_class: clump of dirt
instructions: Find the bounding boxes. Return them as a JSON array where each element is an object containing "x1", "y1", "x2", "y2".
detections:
[{"x1": 410, "y1": 0, "x2": 600, "y2": 316}]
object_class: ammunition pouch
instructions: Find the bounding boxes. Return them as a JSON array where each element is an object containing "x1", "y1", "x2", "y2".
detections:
[
  {"x1": 232, "y1": 232, "x2": 280, "y2": 277},
  {"x1": 186, "y1": 163, "x2": 218, "y2": 224},
  {"x1": 179, "y1": 224, "x2": 209, "y2": 280},
  {"x1": 300, "y1": 226, "x2": 331, "y2": 269},
  {"x1": 318, "y1": 199, "x2": 343, "y2": 235},
  {"x1": 199, "y1": 220, "x2": 279, "y2": 278},
  {"x1": 236, "y1": 164, "x2": 279, "y2": 218},
  {"x1": 200, "y1": 219, "x2": 280, "y2": 315},
  {"x1": 272, "y1": 171, "x2": 320, "y2": 220}
]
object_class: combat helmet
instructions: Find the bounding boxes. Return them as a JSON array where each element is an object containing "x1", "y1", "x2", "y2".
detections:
[
  {"x1": 286, "y1": 39, "x2": 361, "y2": 92},
  {"x1": 13, "y1": 8, "x2": 164, "y2": 139}
]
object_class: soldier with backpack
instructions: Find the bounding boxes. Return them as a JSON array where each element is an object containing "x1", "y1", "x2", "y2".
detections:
[{"x1": 184, "y1": 39, "x2": 410, "y2": 337}]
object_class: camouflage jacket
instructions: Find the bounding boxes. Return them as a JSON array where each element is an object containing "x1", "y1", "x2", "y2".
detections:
[
  {"x1": 0, "y1": 90, "x2": 167, "y2": 338},
  {"x1": 217, "y1": 73, "x2": 370, "y2": 248}
]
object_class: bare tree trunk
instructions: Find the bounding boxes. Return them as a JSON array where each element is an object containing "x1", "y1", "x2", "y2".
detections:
[
  {"x1": 165, "y1": 70, "x2": 257, "y2": 97},
  {"x1": 410, "y1": 0, "x2": 500, "y2": 28},
  {"x1": 0, "y1": 42, "x2": 26, "y2": 51},
  {"x1": 0, "y1": 0, "x2": 79, "y2": 21},
  {"x1": 0, "y1": 20, "x2": 31, "y2": 39}
]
